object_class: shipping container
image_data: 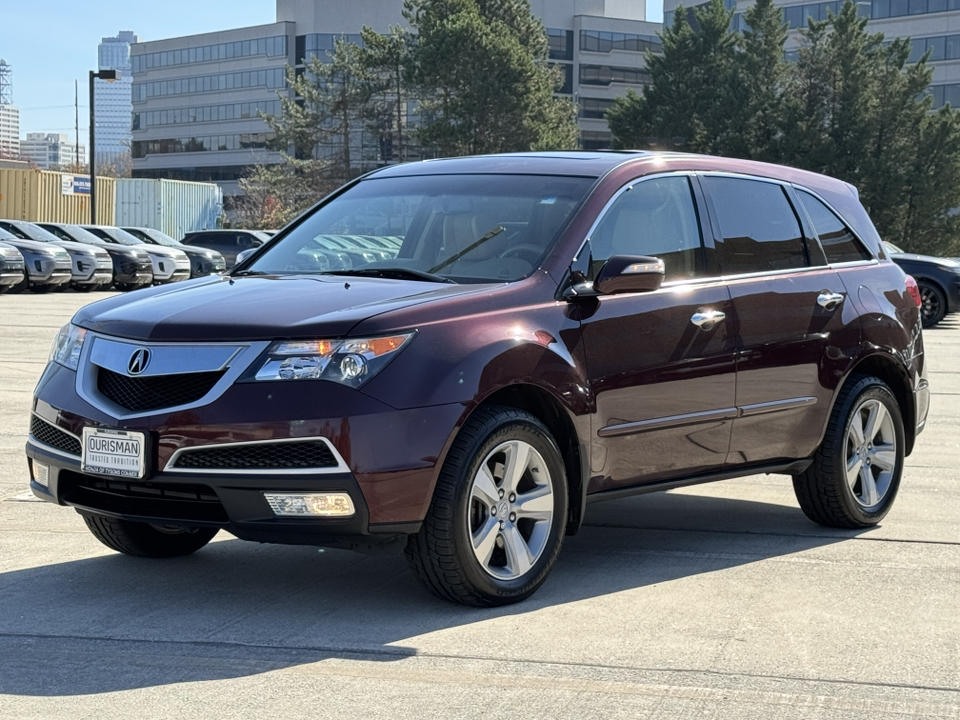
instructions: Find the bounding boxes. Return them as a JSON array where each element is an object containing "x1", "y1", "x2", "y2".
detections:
[
  {"x1": 115, "y1": 178, "x2": 222, "y2": 241},
  {"x1": 0, "y1": 168, "x2": 115, "y2": 224}
]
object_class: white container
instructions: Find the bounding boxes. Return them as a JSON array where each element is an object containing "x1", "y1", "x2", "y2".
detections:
[{"x1": 115, "y1": 178, "x2": 222, "y2": 241}]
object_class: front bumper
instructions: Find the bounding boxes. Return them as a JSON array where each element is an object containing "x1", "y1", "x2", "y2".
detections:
[
  {"x1": 0, "y1": 268, "x2": 24, "y2": 286},
  {"x1": 155, "y1": 268, "x2": 190, "y2": 285},
  {"x1": 27, "y1": 362, "x2": 464, "y2": 549}
]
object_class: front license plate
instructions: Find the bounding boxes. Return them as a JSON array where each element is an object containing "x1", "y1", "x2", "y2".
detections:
[{"x1": 82, "y1": 428, "x2": 146, "y2": 479}]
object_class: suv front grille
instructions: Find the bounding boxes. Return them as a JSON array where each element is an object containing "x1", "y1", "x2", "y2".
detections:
[
  {"x1": 171, "y1": 440, "x2": 339, "y2": 470},
  {"x1": 30, "y1": 415, "x2": 82, "y2": 456},
  {"x1": 58, "y1": 471, "x2": 228, "y2": 523},
  {"x1": 97, "y1": 368, "x2": 225, "y2": 413}
]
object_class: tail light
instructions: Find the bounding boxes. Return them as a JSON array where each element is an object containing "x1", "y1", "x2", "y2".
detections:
[{"x1": 905, "y1": 275, "x2": 922, "y2": 308}]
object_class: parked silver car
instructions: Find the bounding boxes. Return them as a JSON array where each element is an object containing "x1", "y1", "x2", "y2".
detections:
[
  {"x1": 0, "y1": 239, "x2": 25, "y2": 293},
  {"x1": 0, "y1": 219, "x2": 113, "y2": 292},
  {"x1": 0, "y1": 226, "x2": 71, "y2": 292}
]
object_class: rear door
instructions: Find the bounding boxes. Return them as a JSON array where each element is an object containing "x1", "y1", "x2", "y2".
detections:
[
  {"x1": 698, "y1": 174, "x2": 860, "y2": 466},
  {"x1": 578, "y1": 173, "x2": 738, "y2": 493}
]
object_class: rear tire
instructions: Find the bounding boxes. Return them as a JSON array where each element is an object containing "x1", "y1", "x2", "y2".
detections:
[
  {"x1": 793, "y1": 375, "x2": 904, "y2": 528},
  {"x1": 81, "y1": 513, "x2": 218, "y2": 558},
  {"x1": 405, "y1": 406, "x2": 568, "y2": 607},
  {"x1": 918, "y1": 280, "x2": 947, "y2": 328}
]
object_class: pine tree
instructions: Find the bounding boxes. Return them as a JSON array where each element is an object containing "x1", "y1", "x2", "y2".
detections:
[
  {"x1": 404, "y1": 0, "x2": 578, "y2": 155},
  {"x1": 606, "y1": 0, "x2": 739, "y2": 153}
]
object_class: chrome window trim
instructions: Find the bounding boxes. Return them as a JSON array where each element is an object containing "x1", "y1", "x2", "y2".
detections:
[
  {"x1": 165, "y1": 436, "x2": 350, "y2": 475},
  {"x1": 28, "y1": 413, "x2": 82, "y2": 459},
  {"x1": 75, "y1": 332, "x2": 272, "y2": 421}
]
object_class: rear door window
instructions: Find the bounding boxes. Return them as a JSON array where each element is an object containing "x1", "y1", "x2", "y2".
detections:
[
  {"x1": 702, "y1": 176, "x2": 807, "y2": 275},
  {"x1": 796, "y1": 190, "x2": 873, "y2": 264}
]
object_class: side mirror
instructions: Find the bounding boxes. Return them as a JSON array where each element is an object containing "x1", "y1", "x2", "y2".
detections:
[
  {"x1": 594, "y1": 255, "x2": 665, "y2": 295},
  {"x1": 236, "y1": 248, "x2": 257, "y2": 265}
]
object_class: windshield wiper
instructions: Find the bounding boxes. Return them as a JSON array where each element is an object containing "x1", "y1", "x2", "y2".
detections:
[
  {"x1": 325, "y1": 267, "x2": 455, "y2": 284},
  {"x1": 429, "y1": 226, "x2": 505, "y2": 273},
  {"x1": 232, "y1": 270, "x2": 270, "y2": 276}
]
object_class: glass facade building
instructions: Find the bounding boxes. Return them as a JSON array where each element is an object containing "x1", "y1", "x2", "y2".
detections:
[
  {"x1": 95, "y1": 31, "x2": 138, "y2": 169},
  {"x1": 130, "y1": 1, "x2": 660, "y2": 195}
]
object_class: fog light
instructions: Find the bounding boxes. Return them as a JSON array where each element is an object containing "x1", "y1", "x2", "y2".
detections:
[
  {"x1": 263, "y1": 492, "x2": 355, "y2": 517},
  {"x1": 31, "y1": 460, "x2": 50, "y2": 487}
]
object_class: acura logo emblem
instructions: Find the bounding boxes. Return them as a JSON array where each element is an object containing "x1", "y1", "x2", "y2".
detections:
[{"x1": 128, "y1": 348, "x2": 151, "y2": 375}]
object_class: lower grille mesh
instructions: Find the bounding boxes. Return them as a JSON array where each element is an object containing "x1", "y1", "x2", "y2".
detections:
[
  {"x1": 97, "y1": 368, "x2": 224, "y2": 413},
  {"x1": 172, "y1": 440, "x2": 339, "y2": 470},
  {"x1": 30, "y1": 416, "x2": 82, "y2": 456}
]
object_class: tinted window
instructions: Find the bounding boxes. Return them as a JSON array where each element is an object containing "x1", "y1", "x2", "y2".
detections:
[
  {"x1": 797, "y1": 190, "x2": 872, "y2": 264},
  {"x1": 248, "y1": 174, "x2": 594, "y2": 283},
  {"x1": 703, "y1": 176, "x2": 807, "y2": 274},
  {"x1": 590, "y1": 176, "x2": 704, "y2": 282}
]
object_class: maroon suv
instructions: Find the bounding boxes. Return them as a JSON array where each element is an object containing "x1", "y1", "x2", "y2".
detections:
[{"x1": 25, "y1": 152, "x2": 929, "y2": 606}]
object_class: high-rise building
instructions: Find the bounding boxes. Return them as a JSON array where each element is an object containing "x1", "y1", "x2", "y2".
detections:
[
  {"x1": 0, "y1": 59, "x2": 20, "y2": 159},
  {"x1": 95, "y1": 31, "x2": 138, "y2": 169},
  {"x1": 19, "y1": 133, "x2": 85, "y2": 169},
  {"x1": 130, "y1": 1, "x2": 662, "y2": 196}
]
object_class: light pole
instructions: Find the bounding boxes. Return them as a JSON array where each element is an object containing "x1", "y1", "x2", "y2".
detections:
[{"x1": 89, "y1": 69, "x2": 119, "y2": 224}]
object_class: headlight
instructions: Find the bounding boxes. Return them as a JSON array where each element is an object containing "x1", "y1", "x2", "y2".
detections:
[
  {"x1": 49, "y1": 323, "x2": 87, "y2": 370},
  {"x1": 253, "y1": 332, "x2": 415, "y2": 387}
]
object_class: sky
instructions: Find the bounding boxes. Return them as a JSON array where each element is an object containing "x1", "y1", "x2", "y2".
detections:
[{"x1": 0, "y1": 0, "x2": 663, "y2": 142}]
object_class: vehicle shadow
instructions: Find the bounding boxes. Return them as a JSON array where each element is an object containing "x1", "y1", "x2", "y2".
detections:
[{"x1": 0, "y1": 487, "x2": 869, "y2": 697}]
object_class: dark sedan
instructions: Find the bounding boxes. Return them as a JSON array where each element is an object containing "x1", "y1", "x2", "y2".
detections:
[{"x1": 884, "y1": 241, "x2": 960, "y2": 327}]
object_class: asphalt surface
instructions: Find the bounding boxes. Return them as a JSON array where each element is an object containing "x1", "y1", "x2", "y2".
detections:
[{"x1": 0, "y1": 290, "x2": 958, "y2": 719}]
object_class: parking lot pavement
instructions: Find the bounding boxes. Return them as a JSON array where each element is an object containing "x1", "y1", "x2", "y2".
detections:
[{"x1": 0, "y1": 293, "x2": 957, "y2": 719}]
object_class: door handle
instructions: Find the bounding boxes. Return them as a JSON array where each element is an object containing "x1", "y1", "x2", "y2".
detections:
[
  {"x1": 691, "y1": 309, "x2": 726, "y2": 330},
  {"x1": 817, "y1": 291, "x2": 845, "y2": 310}
]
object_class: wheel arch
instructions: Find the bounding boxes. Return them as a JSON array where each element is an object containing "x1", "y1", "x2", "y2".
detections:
[
  {"x1": 840, "y1": 352, "x2": 917, "y2": 455},
  {"x1": 472, "y1": 384, "x2": 589, "y2": 537}
]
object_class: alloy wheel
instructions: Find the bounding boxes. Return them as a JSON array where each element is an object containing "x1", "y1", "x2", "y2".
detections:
[
  {"x1": 844, "y1": 397, "x2": 898, "y2": 509},
  {"x1": 467, "y1": 439, "x2": 555, "y2": 580}
]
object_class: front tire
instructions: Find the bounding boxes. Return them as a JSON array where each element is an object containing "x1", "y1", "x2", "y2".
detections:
[
  {"x1": 793, "y1": 376, "x2": 905, "y2": 528},
  {"x1": 81, "y1": 513, "x2": 218, "y2": 557},
  {"x1": 405, "y1": 406, "x2": 568, "y2": 606}
]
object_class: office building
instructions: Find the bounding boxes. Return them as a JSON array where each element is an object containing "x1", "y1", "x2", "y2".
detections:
[
  {"x1": 0, "y1": 59, "x2": 20, "y2": 159},
  {"x1": 20, "y1": 133, "x2": 85, "y2": 169},
  {"x1": 663, "y1": 0, "x2": 960, "y2": 109},
  {"x1": 130, "y1": 1, "x2": 662, "y2": 196},
  {"x1": 95, "y1": 31, "x2": 139, "y2": 169},
  {"x1": 0, "y1": 105, "x2": 18, "y2": 159}
]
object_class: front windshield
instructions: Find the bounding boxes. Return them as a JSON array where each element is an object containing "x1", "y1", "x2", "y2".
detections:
[
  {"x1": 125, "y1": 227, "x2": 179, "y2": 246},
  {"x1": 61, "y1": 225, "x2": 109, "y2": 245},
  {"x1": 0, "y1": 221, "x2": 62, "y2": 243},
  {"x1": 85, "y1": 227, "x2": 144, "y2": 246},
  {"x1": 884, "y1": 241, "x2": 906, "y2": 255},
  {"x1": 245, "y1": 174, "x2": 593, "y2": 283}
]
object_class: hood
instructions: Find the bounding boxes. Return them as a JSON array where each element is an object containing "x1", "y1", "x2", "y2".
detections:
[
  {"x1": 0, "y1": 237, "x2": 69, "y2": 257},
  {"x1": 178, "y1": 245, "x2": 220, "y2": 259},
  {"x1": 140, "y1": 245, "x2": 188, "y2": 260},
  {"x1": 55, "y1": 240, "x2": 104, "y2": 257},
  {"x1": 72, "y1": 274, "x2": 495, "y2": 342},
  {"x1": 98, "y1": 244, "x2": 143, "y2": 259},
  {"x1": 891, "y1": 252, "x2": 960, "y2": 269}
]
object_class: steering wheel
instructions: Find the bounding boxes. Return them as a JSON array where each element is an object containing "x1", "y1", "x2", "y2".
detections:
[{"x1": 499, "y1": 243, "x2": 544, "y2": 264}]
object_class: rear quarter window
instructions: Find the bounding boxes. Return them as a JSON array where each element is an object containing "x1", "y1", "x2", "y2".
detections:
[{"x1": 796, "y1": 190, "x2": 873, "y2": 264}]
